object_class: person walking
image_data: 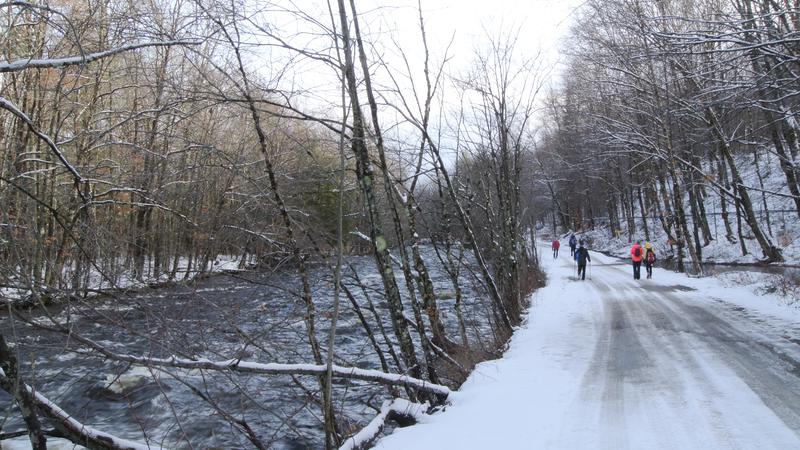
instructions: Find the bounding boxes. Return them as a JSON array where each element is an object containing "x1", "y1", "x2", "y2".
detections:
[
  {"x1": 644, "y1": 242, "x2": 656, "y2": 279},
  {"x1": 552, "y1": 239, "x2": 560, "y2": 259},
  {"x1": 631, "y1": 240, "x2": 644, "y2": 280},
  {"x1": 574, "y1": 243, "x2": 591, "y2": 281},
  {"x1": 569, "y1": 234, "x2": 577, "y2": 257}
]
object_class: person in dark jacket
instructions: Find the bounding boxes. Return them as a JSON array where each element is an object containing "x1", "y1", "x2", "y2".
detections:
[
  {"x1": 574, "y1": 244, "x2": 591, "y2": 280},
  {"x1": 569, "y1": 234, "x2": 577, "y2": 257}
]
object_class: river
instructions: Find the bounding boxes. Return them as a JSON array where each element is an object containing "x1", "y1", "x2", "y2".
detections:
[{"x1": 0, "y1": 245, "x2": 493, "y2": 449}]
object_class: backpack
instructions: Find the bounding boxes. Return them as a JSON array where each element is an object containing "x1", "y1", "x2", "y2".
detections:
[
  {"x1": 634, "y1": 247, "x2": 641, "y2": 258},
  {"x1": 647, "y1": 251, "x2": 655, "y2": 263}
]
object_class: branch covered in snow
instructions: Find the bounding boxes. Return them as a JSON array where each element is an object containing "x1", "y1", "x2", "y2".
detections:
[
  {"x1": 222, "y1": 225, "x2": 281, "y2": 245},
  {"x1": 349, "y1": 231, "x2": 403, "y2": 266},
  {"x1": 0, "y1": 41, "x2": 199, "y2": 73},
  {"x1": 31, "y1": 386, "x2": 153, "y2": 449},
  {"x1": 57, "y1": 332, "x2": 452, "y2": 396},
  {"x1": 0, "y1": 97, "x2": 84, "y2": 191},
  {"x1": 106, "y1": 353, "x2": 452, "y2": 396},
  {"x1": 339, "y1": 398, "x2": 429, "y2": 450},
  {"x1": 0, "y1": 369, "x2": 151, "y2": 450},
  {"x1": 350, "y1": 230, "x2": 373, "y2": 244}
]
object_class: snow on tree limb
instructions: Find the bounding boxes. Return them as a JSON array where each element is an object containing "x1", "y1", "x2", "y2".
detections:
[
  {"x1": 29, "y1": 388, "x2": 154, "y2": 450},
  {"x1": 57, "y1": 331, "x2": 451, "y2": 395},
  {"x1": 349, "y1": 231, "x2": 403, "y2": 266},
  {"x1": 107, "y1": 353, "x2": 453, "y2": 396},
  {"x1": 0, "y1": 369, "x2": 152, "y2": 450},
  {"x1": 0, "y1": 96, "x2": 84, "y2": 191},
  {"x1": 0, "y1": 41, "x2": 199, "y2": 73},
  {"x1": 338, "y1": 398, "x2": 428, "y2": 450},
  {"x1": 1, "y1": 2, "x2": 87, "y2": 60}
]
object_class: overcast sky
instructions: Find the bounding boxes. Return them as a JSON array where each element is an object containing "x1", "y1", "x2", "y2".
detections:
[
  {"x1": 368, "y1": 0, "x2": 581, "y2": 77},
  {"x1": 259, "y1": 0, "x2": 584, "y2": 168},
  {"x1": 266, "y1": 0, "x2": 582, "y2": 105}
]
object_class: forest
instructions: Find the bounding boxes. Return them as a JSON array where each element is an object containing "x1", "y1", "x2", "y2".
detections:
[
  {"x1": 0, "y1": 0, "x2": 798, "y2": 448},
  {"x1": 0, "y1": 0, "x2": 542, "y2": 448},
  {"x1": 539, "y1": 0, "x2": 800, "y2": 274}
]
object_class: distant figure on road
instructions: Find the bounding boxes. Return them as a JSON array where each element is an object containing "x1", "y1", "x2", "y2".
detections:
[
  {"x1": 574, "y1": 243, "x2": 591, "y2": 280},
  {"x1": 631, "y1": 240, "x2": 643, "y2": 280},
  {"x1": 569, "y1": 234, "x2": 577, "y2": 257},
  {"x1": 644, "y1": 242, "x2": 656, "y2": 279},
  {"x1": 552, "y1": 239, "x2": 560, "y2": 259}
]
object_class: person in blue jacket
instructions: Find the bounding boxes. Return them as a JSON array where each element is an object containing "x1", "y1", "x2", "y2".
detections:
[{"x1": 574, "y1": 243, "x2": 591, "y2": 281}]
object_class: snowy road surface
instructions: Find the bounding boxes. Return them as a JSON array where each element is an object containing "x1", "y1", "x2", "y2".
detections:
[{"x1": 375, "y1": 247, "x2": 800, "y2": 449}]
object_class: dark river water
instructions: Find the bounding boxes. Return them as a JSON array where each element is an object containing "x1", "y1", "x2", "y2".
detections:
[{"x1": 0, "y1": 246, "x2": 493, "y2": 449}]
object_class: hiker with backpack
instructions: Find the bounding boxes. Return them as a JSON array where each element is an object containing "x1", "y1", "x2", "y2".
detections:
[
  {"x1": 630, "y1": 240, "x2": 644, "y2": 280},
  {"x1": 644, "y1": 242, "x2": 656, "y2": 279},
  {"x1": 574, "y1": 243, "x2": 591, "y2": 281},
  {"x1": 552, "y1": 239, "x2": 560, "y2": 259},
  {"x1": 569, "y1": 234, "x2": 577, "y2": 257}
]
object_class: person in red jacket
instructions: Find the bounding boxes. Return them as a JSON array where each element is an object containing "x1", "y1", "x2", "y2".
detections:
[
  {"x1": 551, "y1": 239, "x2": 560, "y2": 259},
  {"x1": 630, "y1": 241, "x2": 644, "y2": 280}
]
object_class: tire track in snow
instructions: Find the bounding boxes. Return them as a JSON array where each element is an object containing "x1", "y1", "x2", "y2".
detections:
[
  {"x1": 660, "y1": 291, "x2": 800, "y2": 433},
  {"x1": 564, "y1": 275, "x2": 652, "y2": 450},
  {"x1": 600, "y1": 259, "x2": 800, "y2": 448},
  {"x1": 574, "y1": 262, "x2": 800, "y2": 449},
  {"x1": 620, "y1": 289, "x2": 741, "y2": 449},
  {"x1": 375, "y1": 251, "x2": 800, "y2": 450}
]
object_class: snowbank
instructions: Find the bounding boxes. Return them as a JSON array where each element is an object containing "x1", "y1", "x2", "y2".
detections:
[
  {"x1": 372, "y1": 245, "x2": 800, "y2": 449},
  {"x1": 0, "y1": 255, "x2": 243, "y2": 305}
]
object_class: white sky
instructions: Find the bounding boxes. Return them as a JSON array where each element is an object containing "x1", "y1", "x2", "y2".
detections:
[
  {"x1": 375, "y1": 0, "x2": 581, "y2": 69},
  {"x1": 256, "y1": 0, "x2": 584, "y2": 170},
  {"x1": 263, "y1": 0, "x2": 582, "y2": 107}
]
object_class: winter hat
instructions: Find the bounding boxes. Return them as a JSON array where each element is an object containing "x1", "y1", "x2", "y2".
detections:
[{"x1": 645, "y1": 242, "x2": 652, "y2": 249}]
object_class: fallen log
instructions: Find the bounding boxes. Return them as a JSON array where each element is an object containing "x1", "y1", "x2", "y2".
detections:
[{"x1": 339, "y1": 398, "x2": 429, "y2": 450}]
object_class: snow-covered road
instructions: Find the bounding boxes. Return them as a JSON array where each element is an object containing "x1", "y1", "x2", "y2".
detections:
[{"x1": 375, "y1": 247, "x2": 800, "y2": 449}]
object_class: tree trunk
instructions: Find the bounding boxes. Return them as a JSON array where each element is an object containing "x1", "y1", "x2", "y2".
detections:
[
  {"x1": 715, "y1": 152, "x2": 737, "y2": 243},
  {"x1": 637, "y1": 186, "x2": 650, "y2": 241},
  {"x1": 335, "y1": 0, "x2": 422, "y2": 387},
  {"x1": 669, "y1": 164, "x2": 701, "y2": 274},
  {"x1": 0, "y1": 334, "x2": 47, "y2": 450},
  {"x1": 707, "y1": 107, "x2": 782, "y2": 261},
  {"x1": 753, "y1": 143, "x2": 773, "y2": 236}
]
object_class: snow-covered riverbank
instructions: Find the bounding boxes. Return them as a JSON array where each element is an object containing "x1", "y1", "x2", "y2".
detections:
[{"x1": 374, "y1": 246, "x2": 800, "y2": 449}]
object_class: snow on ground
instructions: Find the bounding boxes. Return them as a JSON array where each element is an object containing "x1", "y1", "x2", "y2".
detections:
[
  {"x1": 81, "y1": 255, "x2": 243, "y2": 291},
  {"x1": 0, "y1": 255, "x2": 242, "y2": 303},
  {"x1": 567, "y1": 230, "x2": 800, "y2": 319},
  {"x1": 373, "y1": 245, "x2": 800, "y2": 449},
  {"x1": 631, "y1": 254, "x2": 800, "y2": 323},
  {"x1": 573, "y1": 226, "x2": 800, "y2": 310},
  {"x1": 557, "y1": 150, "x2": 800, "y2": 268},
  {"x1": 572, "y1": 225, "x2": 763, "y2": 266},
  {"x1": 375, "y1": 252, "x2": 602, "y2": 449}
]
